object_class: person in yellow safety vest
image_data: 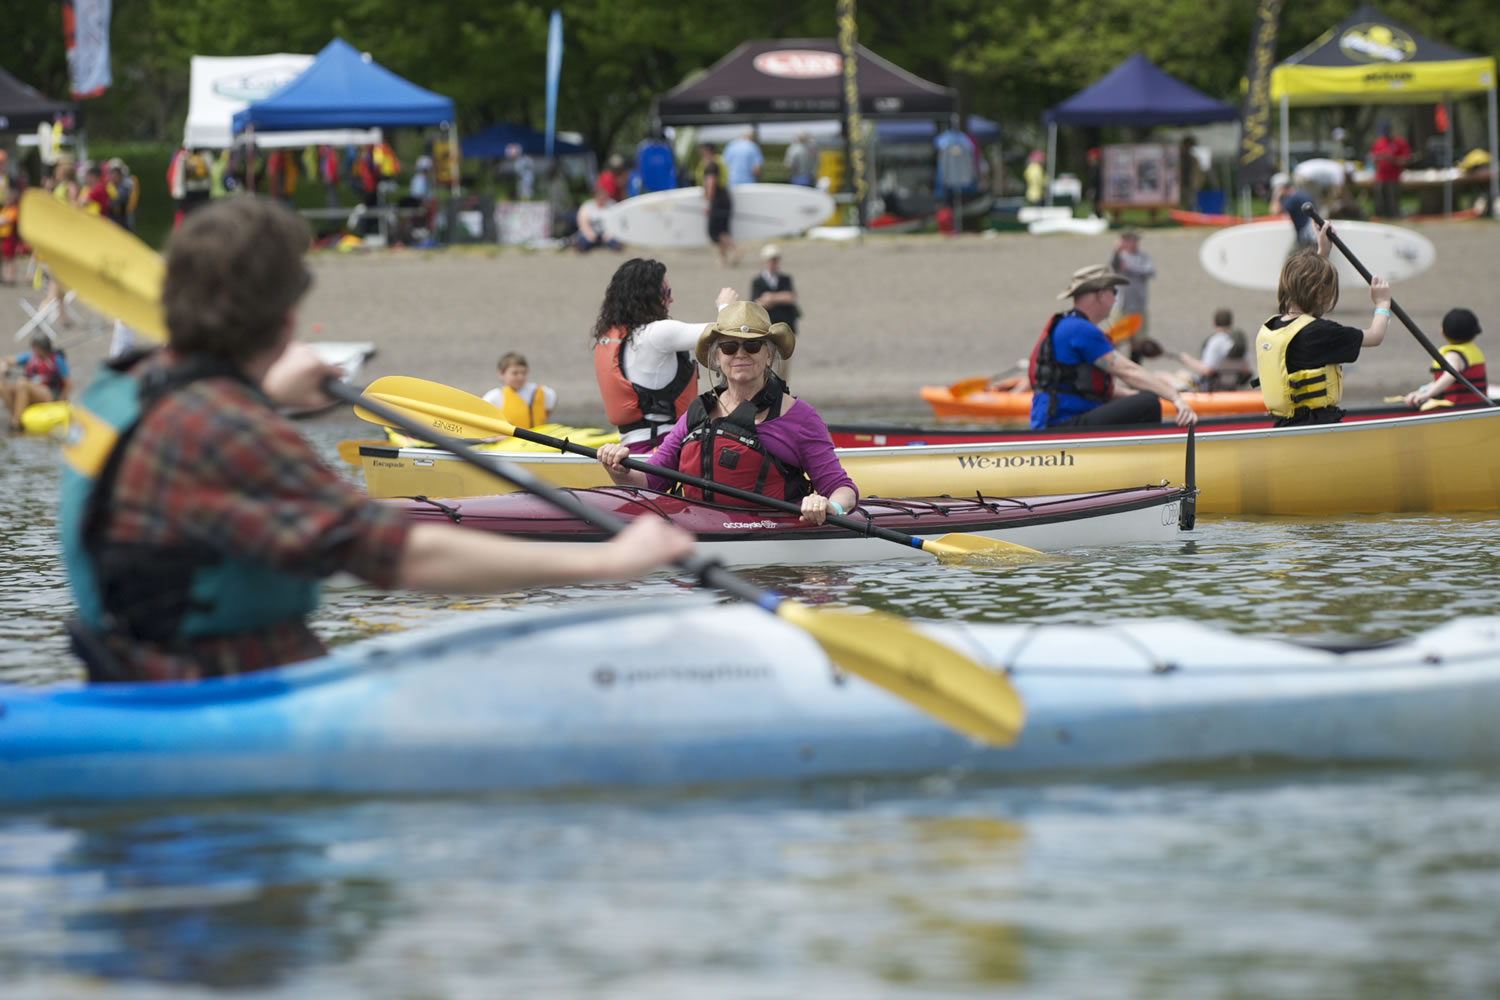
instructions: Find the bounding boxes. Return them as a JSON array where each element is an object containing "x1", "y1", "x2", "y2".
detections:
[
  {"x1": 1403, "y1": 308, "x2": 1487, "y2": 409},
  {"x1": 481, "y1": 352, "x2": 556, "y2": 430},
  {"x1": 1254, "y1": 221, "x2": 1392, "y2": 427},
  {"x1": 373, "y1": 142, "x2": 401, "y2": 180}
]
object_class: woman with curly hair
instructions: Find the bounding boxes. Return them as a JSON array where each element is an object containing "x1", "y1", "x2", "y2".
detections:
[{"x1": 591, "y1": 257, "x2": 737, "y2": 452}]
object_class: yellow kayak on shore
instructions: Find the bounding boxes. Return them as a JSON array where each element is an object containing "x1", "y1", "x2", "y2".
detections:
[{"x1": 384, "y1": 422, "x2": 618, "y2": 452}]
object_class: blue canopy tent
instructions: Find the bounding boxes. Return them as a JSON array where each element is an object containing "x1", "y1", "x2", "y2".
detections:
[
  {"x1": 462, "y1": 122, "x2": 589, "y2": 159},
  {"x1": 232, "y1": 38, "x2": 454, "y2": 133},
  {"x1": 1041, "y1": 53, "x2": 1238, "y2": 204}
]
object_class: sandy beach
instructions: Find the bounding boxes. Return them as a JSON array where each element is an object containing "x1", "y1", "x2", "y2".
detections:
[{"x1": 6, "y1": 220, "x2": 1497, "y2": 424}]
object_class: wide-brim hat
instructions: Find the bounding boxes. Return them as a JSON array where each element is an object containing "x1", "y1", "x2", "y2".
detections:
[
  {"x1": 1058, "y1": 264, "x2": 1129, "y2": 300},
  {"x1": 695, "y1": 301, "x2": 796, "y2": 367}
]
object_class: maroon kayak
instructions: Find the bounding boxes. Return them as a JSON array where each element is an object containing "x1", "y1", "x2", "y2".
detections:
[{"x1": 382, "y1": 486, "x2": 1192, "y2": 565}]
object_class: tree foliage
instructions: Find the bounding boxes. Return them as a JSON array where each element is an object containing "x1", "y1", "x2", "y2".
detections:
[{"x1": 1, "y1": 0, "x2": 1496, "y2": 154}]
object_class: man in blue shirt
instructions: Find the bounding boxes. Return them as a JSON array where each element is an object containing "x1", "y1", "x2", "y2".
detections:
[
  {"x1": 721, "y1": 128, "x2": 763, "y2": 187},
  {"x1": 1028, "y1": 265, "x2": 1198, "y2": 430}
]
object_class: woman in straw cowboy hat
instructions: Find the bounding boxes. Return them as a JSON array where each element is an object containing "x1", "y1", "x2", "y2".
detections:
[
  {"x1": 596, "y1": 301, "x2": 857, "y2": 524},
  {"x1": 1028, "y1": 264, "x2": 1198, "y2": 430}
]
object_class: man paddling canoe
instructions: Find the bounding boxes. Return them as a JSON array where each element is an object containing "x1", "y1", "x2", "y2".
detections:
[
  {"x1": 1028, "y1": 265, "x2": 1198, "y2": 430},
  {"x1": 595, "y1": 301, "x2": 857, "y2": 525},
  {"x1": 60, "y1": 198, "x2": 693, "y2": 682}
]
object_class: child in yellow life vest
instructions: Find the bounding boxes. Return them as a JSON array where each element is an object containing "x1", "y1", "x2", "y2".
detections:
[
  {"x1": 0, "y1": 188, "x2": 19, "y2": 285},
  {"x1": 481, "y1": 352, "x2": 557, "y2": 430},
  {"x1": 1254, "y1": 221, "x2": 1392, "y2": 427},
  {"x1": 1403, "y1": 308, "x2": 1487, "y2": 409}
]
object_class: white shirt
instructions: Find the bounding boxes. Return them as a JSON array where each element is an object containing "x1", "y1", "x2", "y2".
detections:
[
  {"x1": 1293, "y1": 158, "x2": 1348, "y2": 189},
  {"x1": 616, "y1": 318, "x2": 711, "y2": 446},
  {"x1": 1199, "y1": 330, "x2": 1236, "y2": 371},
  {"x1": 758, "y1": 270, "x2": 780, "y2": 290},
  {"x1": 482, "y1": 381, "x2": 558, "y2": 413}
]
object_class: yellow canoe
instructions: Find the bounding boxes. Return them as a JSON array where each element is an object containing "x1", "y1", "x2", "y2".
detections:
[{"x1": 357, "y1": 406, "x2": 1500, "y2": 516}]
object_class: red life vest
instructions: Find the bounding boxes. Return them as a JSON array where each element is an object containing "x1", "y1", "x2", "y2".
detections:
[
  {"x1": 24, "y1": 351, "x2": 64, "y2": 395},
  {"x1": 1431, "y1": 341, "x2": 1488, "y2": 405},
  {"x1": 676, "y1": 377, "x2": 811, "y2": 505},
  {"x1": 592, "y1": 325, "x2": 698, "y2": 438},
  {"x1": 1028, "y1": 310, "x2": 1113, "y2": 420}
]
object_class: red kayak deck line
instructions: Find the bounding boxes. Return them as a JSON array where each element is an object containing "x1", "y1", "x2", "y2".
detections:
[{"x1": 382, "y1": 486, "x2": 1187, "y2": 542}]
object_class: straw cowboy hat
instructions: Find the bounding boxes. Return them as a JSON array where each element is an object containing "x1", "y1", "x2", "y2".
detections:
[
  {"x1": 695, "y1": 301, "x2": 796, "y2": 367},
  {"x1": 1057, "y1": 264, "x2": 1130, "y2": 300}
]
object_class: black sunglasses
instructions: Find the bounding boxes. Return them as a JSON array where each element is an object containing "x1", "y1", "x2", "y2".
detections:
[{"x1": 716, "y1": 340, "x2": 765, "y2": 356}]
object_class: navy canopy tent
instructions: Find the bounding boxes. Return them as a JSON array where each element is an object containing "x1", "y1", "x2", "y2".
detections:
[
  {"x1": 0, "y1": 66, "x2": 75, "y2": 131},
  {"x1": 1041, "y1": 53, "x2": 1238, "y2": 205},
  {"x1": 463, "y1": 122, "x2": 589, "y2": 159},
  {"x1": 232, "y1": 38, "x2": 454, "y2": 133}
]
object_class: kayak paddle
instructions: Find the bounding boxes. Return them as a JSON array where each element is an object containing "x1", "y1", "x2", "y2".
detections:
[
  {"x1": 1303, "y1": 204, "x2": 1495, "y2": 408},
  {"x1": 19, "y1": 193, "x2": 1026, "y2": 746},
  {"x1": 356, "y1": 374, "x2": 1047, "y2": 566}
]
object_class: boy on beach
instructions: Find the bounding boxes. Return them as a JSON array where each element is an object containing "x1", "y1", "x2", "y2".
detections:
[
  {"x1": 482, "y1": 352, "x2": 557, "y2": 429},
  {"x1": 1403, "y1": 308, "x2": 1487, "y2": 408}
]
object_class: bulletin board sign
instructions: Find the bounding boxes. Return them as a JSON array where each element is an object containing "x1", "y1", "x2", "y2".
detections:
[
  {"x1": 1102, "y1": 143, "x2": 1181, "y2": 210},
  {"x1": 494, "y1": 201, "x2": 552, "y2": 245}
]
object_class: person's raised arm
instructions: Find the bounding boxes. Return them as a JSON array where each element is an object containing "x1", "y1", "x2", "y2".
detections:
[{"x1": 1362, "y1": 276, "x2": 1392, "y2": 347}]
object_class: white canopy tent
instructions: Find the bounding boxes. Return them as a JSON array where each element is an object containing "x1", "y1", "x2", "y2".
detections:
[{"x1": 184, "y1": 54, "x2": 381, "y2": 149}]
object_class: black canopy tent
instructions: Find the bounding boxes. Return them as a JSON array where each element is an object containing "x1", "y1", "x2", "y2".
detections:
[
  {"x1": 655, "y1": 39, "x2": 955, "y2": 124},
  {"x1": 0, "y1": 66, "x2": 76, "y2": 131}
]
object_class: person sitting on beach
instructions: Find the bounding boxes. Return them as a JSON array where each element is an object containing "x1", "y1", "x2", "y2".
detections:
[
  {"x1": 1028, "y1": 265, "x2": 1198, "y2": 430},
  {"x1": 592, "y1": 257, "x2": 738, "y2": 453},
  {"x1": 1, "y1": 332, "x2": 70, "y2": 431},
  {"x1": 1403, "y1": 307, "x2": 1487, "y2": 409},
  {"x1": 60, "y1": 198, "x2": 694, "y2": 683},
  {"x1": 1176, "y1": 309, "x2": 1251, "y2": 392},
  {"x1": 481, "y1": 351, "x2": 557, "y2": 429},
  {"x1": 574, "y1": 186, "x2": 623, "y2": 253},
  {"x1": 595, "y1": 301, "x2": 857, "y2": 525},
  {"x1": 1255, "y1": 221, "x2": 1391, "y2": 427}
]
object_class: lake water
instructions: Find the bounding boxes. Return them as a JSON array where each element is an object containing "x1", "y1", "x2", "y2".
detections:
[{"x1": 3, "y1": 417, "x2": 1500, "y2": 998}]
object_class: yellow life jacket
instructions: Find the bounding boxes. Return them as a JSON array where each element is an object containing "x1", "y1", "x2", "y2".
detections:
[
  {"x1": 499, "y1": 384, "x2": 549, "y2": 429},
  {"x1": 1431, "y1": 340, "x2": 1484, "y2": 373},
  {"x1": 1255, "y1": 314, "x2": 1344, "y2": 418}
]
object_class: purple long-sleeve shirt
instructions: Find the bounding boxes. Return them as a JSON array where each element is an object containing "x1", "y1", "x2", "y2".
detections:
[{"x1": 644, "y1": 398, "x2": 858, "y2": 502}]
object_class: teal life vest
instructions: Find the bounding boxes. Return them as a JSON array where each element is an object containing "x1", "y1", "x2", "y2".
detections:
[{"x1": 60, "y1": 355, "x2": 321, "y2": 649}]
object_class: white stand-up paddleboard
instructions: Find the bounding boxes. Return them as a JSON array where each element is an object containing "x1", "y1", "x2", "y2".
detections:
[
  {"x1": 1199, "y1": 220, "x2": 1436, "y2": 292},
  {"x1": 1028, "y1": 215, "x2": 1110, "y2": 236},
  {"x1": 599, "y1": 184, "x2": 836, "y2": 248}
]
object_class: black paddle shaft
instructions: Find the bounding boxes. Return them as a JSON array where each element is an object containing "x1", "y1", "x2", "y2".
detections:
[
  {"x1": 502, "y1": 423, "x2": 936, "y2": 554},
  {"x1": 325, "y1": 380, "x2": 774, "y2": 610},
  {"x1": 1303, "y1": 205, "x2": 1494, "y2": 407}
]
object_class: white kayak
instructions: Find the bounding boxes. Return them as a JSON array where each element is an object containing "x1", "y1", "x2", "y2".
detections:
[{"x1": 2, "y1": 600, "x2": 1499, "y2": 805}]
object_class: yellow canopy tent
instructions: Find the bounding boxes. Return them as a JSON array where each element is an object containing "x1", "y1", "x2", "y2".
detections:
[{"x1": 1271, "y1": 5, "x2": 1499, "y2": 215}]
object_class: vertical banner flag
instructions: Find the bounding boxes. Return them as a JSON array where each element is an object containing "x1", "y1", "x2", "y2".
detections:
[
  {"x1": 544, "y1": 9, "x2": 563, "y2": 159},
  {"x1": 63, "y1": 0, "x2": 113, "y2": 98},
  {"x1": 835, "y1": 0, "x2": 867, "y2": 226},
  {"x1": 1236, "y1": 0, "x2": 1283, "y2": 190}
]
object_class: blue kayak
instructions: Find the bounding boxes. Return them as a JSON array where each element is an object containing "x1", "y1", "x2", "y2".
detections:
[{"x1": 3, "y1": 600, "x2": 1499, "y2": 805}]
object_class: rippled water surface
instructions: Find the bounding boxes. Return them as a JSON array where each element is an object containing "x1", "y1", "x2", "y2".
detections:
[{"x1": 3, "y1": 417, "x2": 1500, "y2": 998}]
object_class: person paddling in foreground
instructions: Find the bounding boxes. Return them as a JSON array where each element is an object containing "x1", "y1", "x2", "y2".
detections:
[
  {"x1": 592, "y1": 257, "x2": 738, "y2": 454},
  {"x1": 1255, "y1": 220, "x2": 1391, "y2": 427},
  {"x1": 1029, "y1": 265, "x2": 1198, "y2": 430},
  {"x1": 61, "y1": 198, "x2": 694, "y2": 683},
  {"x1": 595, "y1": 301, "x2": 857, "y2": 525}
]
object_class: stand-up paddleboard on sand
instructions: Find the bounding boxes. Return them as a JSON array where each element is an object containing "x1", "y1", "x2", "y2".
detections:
[
  {"x1": 599, "y1": 184, "x2": 836, "y2": 248},
  {"x1": 1200, "y1": 220, "x2": 1436, "y2": 292}
]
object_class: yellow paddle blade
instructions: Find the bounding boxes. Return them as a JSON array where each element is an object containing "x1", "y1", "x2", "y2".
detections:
[
  {"x1": 354, "y1": 390, "x2": 513, "y2": 440},
  {"x1": 1105, "y1": 313, "x2": 1142, "y2": 344},
  {"x1": 18, "y1": 189, "x2": 167, "y2": 342},
  {"x1": 359, "y1": 375, "x2": 520, "y2": 437},
  {"x1": 776, "y1": 601, "x2": 1024, "y2": 745},
  {"x1": 924, "y1": 533, "x2": 1047, "y2": 563},
  {"x1": 335, "y1": 438, "x2": 393, "y2": 467},
  {"x1": 948, "y1": 376, "x2": 992, "y2": 399}
]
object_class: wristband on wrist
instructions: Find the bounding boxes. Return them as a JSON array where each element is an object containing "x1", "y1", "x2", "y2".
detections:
[
  {"x1": 828, "y1": 500, "x2": 845, "y2": 517},
  {"x1": 1374, "y1": 307, "x2": 1391, "y2": 318}
]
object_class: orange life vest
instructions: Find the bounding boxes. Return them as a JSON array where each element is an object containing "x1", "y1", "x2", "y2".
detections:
[{"x1": 592, "y1": 325, "x2": 698, "y2": 438}]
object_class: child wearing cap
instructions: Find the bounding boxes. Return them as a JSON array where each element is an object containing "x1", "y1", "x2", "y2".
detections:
[{"x1": 1403, "y1": 308, "x2": 1487, "y2": 409}]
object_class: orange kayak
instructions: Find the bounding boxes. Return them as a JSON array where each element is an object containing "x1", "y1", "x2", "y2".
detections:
[{"x1": 921, "y1": 376, "x2": 1266, "y2": 421}]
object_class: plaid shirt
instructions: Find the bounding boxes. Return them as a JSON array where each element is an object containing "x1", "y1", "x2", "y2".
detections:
[{"x1": 96, "y1": 362, "x2": 410, "y2": 681}]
